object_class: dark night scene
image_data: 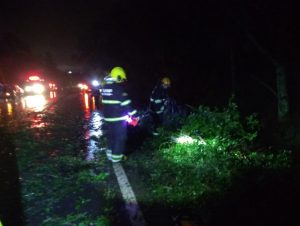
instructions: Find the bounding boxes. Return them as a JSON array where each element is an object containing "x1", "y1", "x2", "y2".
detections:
[{"x1": 1, "y1": 0, "x2": 299, "y2": 225}]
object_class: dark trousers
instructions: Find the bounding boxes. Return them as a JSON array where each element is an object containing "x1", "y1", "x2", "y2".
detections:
[
  {"x1": 151, "y1": 112, "x2": 163, "y2": 131},
  {"x1": 106, "y1": 120, "x2": 127, "y2": 155}
]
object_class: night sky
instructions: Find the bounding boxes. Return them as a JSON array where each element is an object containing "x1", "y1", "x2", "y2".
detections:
[{"x1": 0, "y1": 0, "x2": 299, "y2": 114}]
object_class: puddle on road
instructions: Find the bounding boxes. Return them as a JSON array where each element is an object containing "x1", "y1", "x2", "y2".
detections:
[
  {"x1": 30, "y1": 113, "x2": 47, "y2": 129},
  {"x1": 22, "y1": 93, "x2": 57, "y2": 129},
  {"x1": 84, "y1": 111, "x2": 103, "y2": 160},
  {"x1": 21, "y1": 92, "x2": 57, "y2": 112},
  {"x1": 82, "y1": 93, "x2": 104, "y2": 161},
  {"x1": 0, "y1": 92, "x2": 58, "y2": 128},
  {"x1": 22, "y1": 95, "x2": 47, "y2": 112}
]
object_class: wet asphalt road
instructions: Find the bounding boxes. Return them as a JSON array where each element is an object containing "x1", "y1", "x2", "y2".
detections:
[
  {"x1": 0, "y1": 90, "x2": 100, "y2": 225},
  {"x1": 1, "y1": 90, "x2": 147, "y2": 226},
  {"x1": 0, "y1": 91, "x2": 188, "y2": 226},
  {"x1": 0, "y1": 91, "x2": 61, "y2": 225}
]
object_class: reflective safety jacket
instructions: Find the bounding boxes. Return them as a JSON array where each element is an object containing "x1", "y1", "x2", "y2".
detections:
[
  {"x1": 149, "y1": 84, "x2": 168, "y2": 114},
  {"x1": 100, "y1": 81, "x2": 136, "y2": 122}
]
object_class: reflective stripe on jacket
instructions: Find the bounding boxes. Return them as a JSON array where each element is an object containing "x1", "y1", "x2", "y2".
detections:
[
  {"x1": 101, "y1": 81, "x2": 136, "y2": 122},
  {"x1": 150, "y1": 84, "x2": 168, "y2": 114}
]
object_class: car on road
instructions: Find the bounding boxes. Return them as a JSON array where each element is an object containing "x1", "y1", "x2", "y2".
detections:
[{"x1": 22, "y1": 75, "x2": 58, "y2": 95}]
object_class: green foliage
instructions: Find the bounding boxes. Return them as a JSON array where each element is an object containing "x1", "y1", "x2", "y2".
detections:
[
  {"x1": 78, "y1": 170, "x2": 109, "y2": 183},
  {"x1": 129, "y1": 100, "x2": 292, "y2": 209},
  {"x1": 181, "y1": 100, "x2": 260, "y2": 151}
]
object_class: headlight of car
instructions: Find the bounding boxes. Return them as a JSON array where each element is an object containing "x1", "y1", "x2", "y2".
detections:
[
  {"x1": 25, "y1": 86, "x2": 32, "y2": 92},
  {"x1": 32, "y1": 84, "x2": 45, "y2": 93}
]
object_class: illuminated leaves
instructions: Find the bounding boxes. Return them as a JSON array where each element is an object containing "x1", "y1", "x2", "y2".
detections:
[{"x1": 128, "y1": 99, "x2": 292, "y2": 208}]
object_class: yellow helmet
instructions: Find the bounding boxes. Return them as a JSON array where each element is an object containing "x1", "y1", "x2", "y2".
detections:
[
  {"x1": 110, "y1": 66, "x2": 127, "y2": 82},
  {"x1": 161, "y1": 77, "x2": 171, "y2": 86}
]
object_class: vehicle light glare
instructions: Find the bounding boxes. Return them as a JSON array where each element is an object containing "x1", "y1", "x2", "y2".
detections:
[
  {"x1": 29, "y1": 75, "x2": 40, "y2": 81},
  {"x1": 84, "y1": 93, "x2": 89, "y2": 109},
  {"x1": 7, "y1": 102, "x2": 13, "y2": 115},
  {"x1": 32, "y1": 84, "x2": 45, "y2": 93},
  {"x1": 23, "y1": 95, "x2": 47, "y2": 112},
  {"x1": 25, "y1": 86, "x2": 32, "y2": 92},
  {"x1": 78, "y1": 83, "x2": 89, "y2": 90},
  {"x1": 92, "y1": 80, "x2": 100, "y2": 86}
]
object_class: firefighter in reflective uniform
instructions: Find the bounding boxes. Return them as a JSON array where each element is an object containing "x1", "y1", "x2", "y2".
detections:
[
  {"x1": 149, "y1": 77, "x2": 171, "y2": 135},
  {"x1": 101, "y1": 66, "x2": 137, "y2": 162}
]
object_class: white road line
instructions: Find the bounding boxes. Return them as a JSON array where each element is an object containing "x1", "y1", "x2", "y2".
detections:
[{"x1": 112, "y1": 162, "x2": 147, "y2": 226}]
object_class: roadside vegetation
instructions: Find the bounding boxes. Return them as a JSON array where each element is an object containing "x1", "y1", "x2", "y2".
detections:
[{"x1": 125, "y1": 99, "x2": 299, "y2": 225}]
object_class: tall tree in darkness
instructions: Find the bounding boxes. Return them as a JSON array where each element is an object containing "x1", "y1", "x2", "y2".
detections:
[
  {"x1": 239, "y1": 1, "x2": 290, "y2": 121},
  {"x1": 244, "y1": 31, "x2": 289, "y2": 121}
]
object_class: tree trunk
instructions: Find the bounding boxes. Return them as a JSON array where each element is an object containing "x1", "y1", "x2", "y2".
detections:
[
  {"x1": 245, "y1": 32, "x2": 289, "y2": 121},
  {"x1": 276, "y1": 65, "x2": 289, "y2": 120}
]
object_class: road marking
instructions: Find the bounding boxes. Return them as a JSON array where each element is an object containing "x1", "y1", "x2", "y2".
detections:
[{"x1": 112, "y1": 162, "x2": 147, "y2": 226}]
